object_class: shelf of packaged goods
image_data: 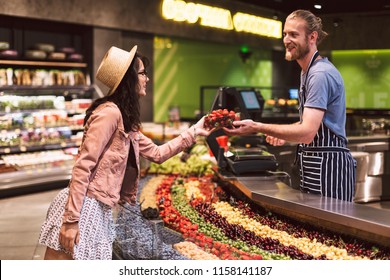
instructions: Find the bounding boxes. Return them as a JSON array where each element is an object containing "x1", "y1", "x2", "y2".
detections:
[
  {"x1": 0, "y1": 125, "x2": 83, "y2": 132},
  {"x1": 0, "y1": 84, "x2": 104, "y2": 99},
  {"x1": 0, "y1": 85, "x2": 93, "y2": 93},
  {"x1": 0, "y1": 142, "x2": 79, "y2": 155},
  {"x1": 0, "y1": 60, "x2": 87, "y2": 68}
]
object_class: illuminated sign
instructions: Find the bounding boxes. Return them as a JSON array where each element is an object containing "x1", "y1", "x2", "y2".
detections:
[{"x1": 161, "y1": 0, "x2": 282, "y2": 39}]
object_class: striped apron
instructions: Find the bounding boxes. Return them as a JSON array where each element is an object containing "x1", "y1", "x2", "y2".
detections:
[{"x1": 297, "y1": 52, "x2": 356, "y2": 202}]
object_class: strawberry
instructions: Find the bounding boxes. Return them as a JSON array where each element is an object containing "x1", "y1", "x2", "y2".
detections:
[{"x1": 204, "y1": 109, "x2": 239, "y2": 129}]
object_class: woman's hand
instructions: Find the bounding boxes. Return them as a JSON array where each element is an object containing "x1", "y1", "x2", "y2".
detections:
[
  {"x1": 59, "y1": 222, "x2": 80, "y2": 253},
  {"x1": 118, "y1": 196, "x2": 136, "y2": 206},
  {"x1": 193, "y1": 116, "x2": 214, "y2": 137}
]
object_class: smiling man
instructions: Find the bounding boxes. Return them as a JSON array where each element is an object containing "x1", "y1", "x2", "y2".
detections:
[{"x1": 224, "y1": 10, "x2": 356, "y2": 202}]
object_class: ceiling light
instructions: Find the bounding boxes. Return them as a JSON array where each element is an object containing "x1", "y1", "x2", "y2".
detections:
[{"x1": 314, "y1": 4, "x2": 322, "y2": 10}]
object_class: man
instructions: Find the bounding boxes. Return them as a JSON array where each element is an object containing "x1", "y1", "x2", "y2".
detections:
[{"x1": 224, "y1": 10, "x2": 356, "y2": 202}]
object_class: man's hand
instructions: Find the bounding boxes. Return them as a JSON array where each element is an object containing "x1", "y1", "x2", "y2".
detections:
[
  {"x1": 223, "y1": 119, "x2": 258, "y2": 135},
  {"x1": 265, "y1": 135, "x2": 286, "y2": 146}
]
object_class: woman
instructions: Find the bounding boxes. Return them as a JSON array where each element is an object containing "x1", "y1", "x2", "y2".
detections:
[{"x1": 38, "y1": 45, "x2": 211, "y2": 260}]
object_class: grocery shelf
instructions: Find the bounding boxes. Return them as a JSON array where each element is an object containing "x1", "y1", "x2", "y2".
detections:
[
  {"x1": 0, "y1": 85, "x2": 92, "y2": 91},
  {"x1": 0, "y1": 59, "x2": 87, "y2": 68},
  {"x1": 0, "y1": 164, "x2": 72, "y2": 197},
  {"x1": 0, "y1": 81, "x2": 102, "y2": 198},
  {"x1": 216, "y1": 171, "x2": 390, "y2": 247},
  {"x1": 0, "y1": 142, "x2": 79, "y2": 155}
]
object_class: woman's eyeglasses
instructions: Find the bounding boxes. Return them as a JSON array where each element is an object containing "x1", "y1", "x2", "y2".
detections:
[{"x1": 138, "y1": 70, "x2": 148, "y2": 77}]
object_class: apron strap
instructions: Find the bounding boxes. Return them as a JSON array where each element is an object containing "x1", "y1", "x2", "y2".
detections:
[
  {"x1": 294, "y1": 144, "x2": 350, "y2": 164},
  {"x1": 298, "y1": 145, "x2": 350, "y2": 153}
]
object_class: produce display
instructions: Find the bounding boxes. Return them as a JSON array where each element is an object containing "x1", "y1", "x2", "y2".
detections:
[
  {"x1": 153, "y1": 175, "x2": 390, "y2": 260},
  {"x1": 204, "y1": 109, "x2": 239, "y2": 129},
  {"x1": 148, "y1": 144, "x2": 214, "y2": 176},
  {"x1": 113, "y1": 136, "x2": 390, "y2": 260},
  {"x1": 264, "y1": 98, "x2": 299, "y2": 114},
  {"x1": 139, "y1": 175, "x2": 165, "y2": 219},
  {"x1": 117, "y1": 141, "x2": 390, "y2": 260},
  {"x1": 115, "y1": 170, "x2": 390, "y2": 260},
  {"x1": 173, "y1": 241, "x2": 220, "y2": 260},
  {"x1": 141, "y1": 122, "x2": 192, "y2": 142}
]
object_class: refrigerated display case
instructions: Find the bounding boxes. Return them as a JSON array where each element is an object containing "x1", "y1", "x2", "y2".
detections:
[{"x1": 0, "y1": 70, "x2": 102, "y2": 197}]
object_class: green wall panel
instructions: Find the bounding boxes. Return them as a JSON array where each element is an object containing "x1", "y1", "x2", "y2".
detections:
[
  {"x1": 332, "y1": 49, "x2": 390, "y2": 109},
  {"x1": 153, "y1": 37, "x2": 272, "y2": 122}
]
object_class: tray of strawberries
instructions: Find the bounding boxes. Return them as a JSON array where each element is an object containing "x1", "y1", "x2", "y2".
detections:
[{"x1": 204, "y1": 109, "x2": 240, "y2": 129}]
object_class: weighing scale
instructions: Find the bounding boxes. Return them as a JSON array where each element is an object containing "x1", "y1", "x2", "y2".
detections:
[
  {"x1": 206, "y1": 86, "x2": 278, "y2": 176},
  {"x1": 206, "y1": 129, "x2": 278, "y2": 176}
]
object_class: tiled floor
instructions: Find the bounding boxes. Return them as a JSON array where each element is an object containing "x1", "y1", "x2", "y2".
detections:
[{"x1": 0, "y1": 189, "x2": 59, "y2": 260}]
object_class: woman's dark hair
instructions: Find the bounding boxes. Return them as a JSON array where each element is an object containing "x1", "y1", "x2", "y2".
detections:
[{"x1": 84, "y1": 51, "x2": 150, "y2": 133}]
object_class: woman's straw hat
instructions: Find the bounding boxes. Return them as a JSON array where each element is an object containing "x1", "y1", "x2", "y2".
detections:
[{"x1": 96, "y1": 45, "x2": 137, "y2": 95}]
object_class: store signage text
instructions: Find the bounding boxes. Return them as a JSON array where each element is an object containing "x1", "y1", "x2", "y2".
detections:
[{"x1": 161, "y1": 0, "x2": 282, "y2": 39}]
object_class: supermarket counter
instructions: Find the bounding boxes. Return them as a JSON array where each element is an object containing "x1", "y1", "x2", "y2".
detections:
[{"x1": 216, "y1": 171, "x2": 390, "y2": 247}]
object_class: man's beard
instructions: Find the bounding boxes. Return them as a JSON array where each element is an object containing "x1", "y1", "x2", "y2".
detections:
[
  {"x1": 285, "y1": 39, "x2": 310, "y2": 61},
  {"x1": 285, "y1": 51, "x2": 293, "y2": 61}
]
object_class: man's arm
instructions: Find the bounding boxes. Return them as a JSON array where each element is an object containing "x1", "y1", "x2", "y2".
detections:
[{"x1": 225, "y1": 107, "x2": 324, "y2": 144}]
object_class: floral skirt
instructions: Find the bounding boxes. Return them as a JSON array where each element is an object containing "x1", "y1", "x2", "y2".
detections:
[{"x1": 38, "y1": 188, "x2": 115, "y2": 260}]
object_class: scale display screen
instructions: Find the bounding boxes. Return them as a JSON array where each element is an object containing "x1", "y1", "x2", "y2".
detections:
[{"x1": 240, "y1": 90, "x2": 261, "y2": 109}]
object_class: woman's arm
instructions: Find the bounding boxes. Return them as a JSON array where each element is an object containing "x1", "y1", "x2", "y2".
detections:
[{"x1": 139, "y1": 117, "x2": 211, "y2": 163}]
